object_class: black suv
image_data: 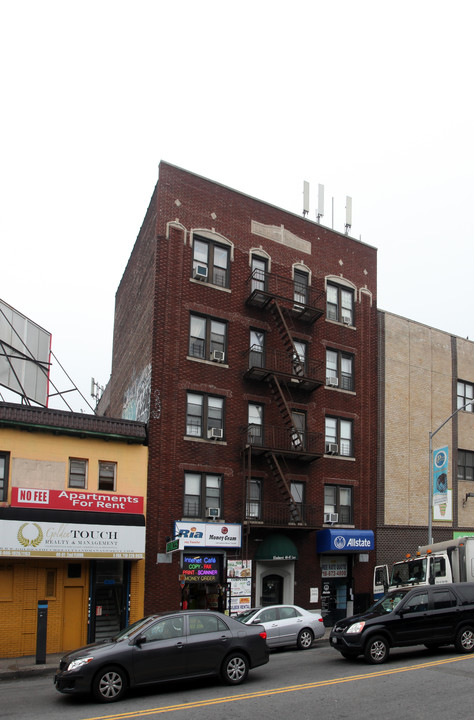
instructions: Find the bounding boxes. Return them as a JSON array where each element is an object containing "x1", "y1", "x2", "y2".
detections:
[{"x1": 330, "y1": 582, "x2": 474, "y2": 664}]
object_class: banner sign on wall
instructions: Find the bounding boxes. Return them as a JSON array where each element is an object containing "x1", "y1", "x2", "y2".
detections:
[
  {"x1": 11, "y1": 487, "x2": 144, "y2": 514},
  {"x1": 174, "y1": 521, "x2": 242, "y2": 548},
  {"x1": 433, "y1": 446, "x2": 451, "y2": 520},
  {"x1": 0, "y1": 519, "x2": 145, "y2": 558}
]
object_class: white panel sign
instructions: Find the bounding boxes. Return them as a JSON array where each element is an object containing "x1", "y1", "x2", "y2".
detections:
[
  {"x1": 0, "y1": 519, "x2": 145, "y2": 558},
  {"x1": 174, "y1": 521, "x2": 242, "y2": 548}
]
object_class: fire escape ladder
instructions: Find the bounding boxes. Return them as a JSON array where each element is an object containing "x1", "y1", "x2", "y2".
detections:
[
  {"x1": 269, "y1": 299, "x2": 304, "y2": 377},
  {"x1": 264, "y1": 451, "x2": 302, "y2": 523}
]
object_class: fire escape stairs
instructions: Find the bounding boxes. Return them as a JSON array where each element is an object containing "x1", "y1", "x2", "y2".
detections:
[
  {"x1": 264, "y1": 451, "x2": 302, "y2": 523},
  {"x1": 268, "y1": 299, "x2": 305, "y2": 377}
]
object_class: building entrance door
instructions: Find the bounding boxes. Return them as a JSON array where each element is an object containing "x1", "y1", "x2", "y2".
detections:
[
  {"x1": 90, "y1": 560, "x2": 129, "y2": 641},
  {"x1": 261, "y1": 574, "x2": 283, "y2": 605}
]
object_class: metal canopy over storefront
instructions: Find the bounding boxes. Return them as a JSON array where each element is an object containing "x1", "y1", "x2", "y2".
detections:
[{"x1": 316, "y1": 528, "x2": 374, "y2": 553}]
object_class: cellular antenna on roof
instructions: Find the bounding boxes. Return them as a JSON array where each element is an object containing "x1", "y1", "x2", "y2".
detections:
[
  {"x1": 317, "y1": 184, "x2": 324, "y2": 223},
  {"x1": 345, "y1": 196, "x2": 352, "y2": 235},
  {"x1": 303, "y1": 181, "x2": 309, "y2": 216}
]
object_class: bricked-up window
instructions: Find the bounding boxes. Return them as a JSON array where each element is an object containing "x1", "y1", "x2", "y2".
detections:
[
  {"x1": 98, "y1": 461, "x2": 116, "y2": 491},
  {"x1": 0, "y1": 452, "x2": 9, "y2": 502},
  {"x1": 324, "y1": 485, "x2": 353, "y2": 523},
  {"x1": 186, "y1": 392, "x2": 224, "y2": 439},
  {"x1": 457, "y1": 380, "x2": 474, "y2": 412},
  {"x1": 458, "y1": 450, "x2": 474, "y2": 481},
  {"x1": 69, "y1": 458, "x2": 87, "y2": 488},
  {"x1": 189, "y1": 314, "x2": 227, "y2": 361},
  {"x1": 192, "y1": 236, "x2": 230, "y2": 287},
  {"x1": 326, "y1": 282, "x2": 354, "y2": 325},
  {"x1": 184, "y1": 472, "x2": 222, "y2": 517},
  {"x1": 246, "y1": 478, "x2": 262, "y2": 519},
  {"x1": 325, "y1": 416, "x2": 353, "y2": 457},
  {"x1": 326, "y1": 349, "x2": 354, "y2": 390}
]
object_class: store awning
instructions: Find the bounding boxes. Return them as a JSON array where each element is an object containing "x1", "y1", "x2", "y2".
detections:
[
  {"x1": 255, "y1": 533, "x2": 298, "y2": 561},
  {"x1": 316, "y1": 528, "x2": 374, "y2": 553}
]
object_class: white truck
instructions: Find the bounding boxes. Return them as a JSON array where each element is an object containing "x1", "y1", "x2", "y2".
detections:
[{"x1": 374, "y1": 536, "x2": 474, "y2": 598}]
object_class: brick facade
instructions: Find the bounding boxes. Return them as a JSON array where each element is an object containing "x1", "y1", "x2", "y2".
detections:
[{"x1": 104, "y1": 162, "x2": 378, "y2": 620}]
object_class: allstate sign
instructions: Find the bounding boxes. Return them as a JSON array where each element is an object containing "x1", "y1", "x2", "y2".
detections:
[{"x1": 317, "y1": 528, "x2": 374, "y2": 553}]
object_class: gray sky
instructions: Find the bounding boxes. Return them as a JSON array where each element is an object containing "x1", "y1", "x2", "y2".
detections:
[{"x1": 1, "y1": 0, "x2": 473, "y2": 413}]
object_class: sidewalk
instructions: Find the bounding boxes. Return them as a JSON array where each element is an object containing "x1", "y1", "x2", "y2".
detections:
[{"x1": 0, "y1": 652, "x2": 62, "y2": 681}]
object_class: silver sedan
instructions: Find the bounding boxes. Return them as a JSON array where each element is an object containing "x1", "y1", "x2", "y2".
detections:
[{"x1": 235, "y1": 604, "x2": 325, "y2": 650}]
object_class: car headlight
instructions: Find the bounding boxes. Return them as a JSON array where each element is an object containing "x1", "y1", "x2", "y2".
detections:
[
  {"x1": 346, "y1": 621, "x2": 365, "y2": 634},
  {"x1": 67, "y1": 656, "x2": 94, "y2": 671}
]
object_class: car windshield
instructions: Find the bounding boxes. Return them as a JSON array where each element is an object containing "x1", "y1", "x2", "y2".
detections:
[
  {"x1": 112, "y1": 616, "x2": 157, "y2": 641},
  {"x1": 367, "y1": 589, "x2": 410, "y2": 614},
  {"x1": 234, "y1": 609, "x2": 260, "y2": 623}
]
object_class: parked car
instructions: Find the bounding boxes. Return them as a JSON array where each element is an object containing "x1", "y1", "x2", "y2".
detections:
[
  {"x1": 54, "y1": 610, "x2": 269, "y2": 702},
  {"x1": 330, "y1": 582, "x2": 474, "y2": 664},
  {"x1": 235, "y1": 604, "x2": 325, "y2": 649}
]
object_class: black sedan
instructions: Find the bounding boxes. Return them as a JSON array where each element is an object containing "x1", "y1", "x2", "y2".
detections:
[{"x1": 54, "y1": 610, "x2": 269, "y2": 702}]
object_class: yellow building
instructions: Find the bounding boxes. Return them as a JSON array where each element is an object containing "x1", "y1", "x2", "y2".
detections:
[{"x1": 0, "y1": 403, "x2": 148, "y2": 658}]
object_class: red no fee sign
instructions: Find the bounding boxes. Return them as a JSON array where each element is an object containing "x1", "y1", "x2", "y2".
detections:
[{"x1": 11, "y1": 487, "x2": 144, "y2": 514}]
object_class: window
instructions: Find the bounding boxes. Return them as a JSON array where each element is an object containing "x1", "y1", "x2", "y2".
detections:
[
  {"x1": 0, "y1": 452, "x2": 9, "y2": 502},
  {"x1": 291, "y1": 481, "x2": 304, "y2": 516},
  {"x1": 326, "y1": 349, "x2": 354, "y2": 390},
  {"x1": 432, "y1": 589, "x2": 457, "y2": 610},
  {"x1": 98, "y1": 461, "x2": 116, "y2": 491},
  {"x1": 293, "y1": 340, "x2": 306, "y2": 376},
  {"x1": 324, "y1": 485, "x2": 353, "y2": 523},
  {"x1": 186, "y1": 393, "x2": 224, "y2": 439},
  {"x1": 294, "y1": 269, "x2": 309, "y2": 305},
  {"x1": 326, "y1": 282, "x2": 354, "y2": 325},
  {"x1": 193, "y1": 236, "x2": 230, "y2": 287},
  {"x1": 325, "y1": 416, "x2": 353, "y2": 456},
  {"x1": 291, "y1": 411, "x2": 306, "y2": 449},
  {"x1": 144, "y1": 617, "x2": 184, "y2": 642},
  {"x1": 189, "y1": 614, "x2": 228, "y2": 634},
  {"x1": 457, "y1": 381, "x2": 474, "y2": 412},
  {"x1": 458, "y1": 450, "x2": 474, "y2": 481},
  {"x1": 251, "y1": 255, "x2": 267, "y2": 292},
  {"x1": 68, "y1": 458, "x2": 87, "y2": 489},
  {"x1": 189, "y1": 314, "x2": 227, "y2": 361},
  {"x1": 403, "y1": 592, "x2": 428, "y2": 614},
  {"x1": 184, "y1": 472, "x2": 222, "y2": 517},
  {"x1": 249, "y1": 329, "x2": 265, "y2": 368},
  {"x1": 246, "y1": 478, "x2": 262, "y2": 519},
  {"x1": 248, "y1": 402, "x2": 263, "y2": 445}
]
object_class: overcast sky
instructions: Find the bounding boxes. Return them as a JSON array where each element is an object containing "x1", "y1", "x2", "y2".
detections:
[{"x1": 1, "y1": 1, "x2": 473, "y2": 413}]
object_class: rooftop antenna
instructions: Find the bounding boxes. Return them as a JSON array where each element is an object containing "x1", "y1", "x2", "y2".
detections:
[
  {"x1": 316, "y1": 184, "x2": 324, "y2": 223},
  {"x1": 302, "y1": 181, "x2": 309, "y2": 216},
  {"x1": 345, "y1": 196, "x2": 352, "y2": 235}
]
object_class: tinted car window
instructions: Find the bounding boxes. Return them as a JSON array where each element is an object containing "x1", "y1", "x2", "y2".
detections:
[
  {"x1": 189, "y1": 614, "x2": 228, "y2": 635},
  {"x1": 402, "y1": 592, "x2": 428, "y2": 614},
  {"x1": 433, "y1": 589, "x2": 457, "y2": 609},
  {"x1": 143, "y1": 617, "x2": 184, "y2": 641},
  {"x1": 279, "y1": 606, "x2": 299, "y2": 619}
]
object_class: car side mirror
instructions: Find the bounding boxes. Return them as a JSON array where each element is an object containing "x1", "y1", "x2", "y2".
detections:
[{"x1": 133, "y1": 634, "x2": 146, "y2": 646}]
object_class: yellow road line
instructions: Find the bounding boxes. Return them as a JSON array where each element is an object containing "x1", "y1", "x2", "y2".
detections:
[{"x1": 84, "y1": 654, "x2": 474, "y2": 720}]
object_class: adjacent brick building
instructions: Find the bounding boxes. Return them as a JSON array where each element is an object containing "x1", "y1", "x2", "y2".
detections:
[{"x1": 100, "y1": 162, "x2": 378, "y2": 624}]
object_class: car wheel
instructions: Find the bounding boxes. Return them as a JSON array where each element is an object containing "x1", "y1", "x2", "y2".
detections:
[
  {"x1": 92, "y1": 665, "x2": 128, "y2": 702},
  {"x1": 221, "y1": 653, "x2": 249, "y2": 685},
  {"x1": 297, "y1": 628, "x2": 314, "y2": 650},
  {"x1": 455, "y1": 626, "x2": 474, "y2": 653},
  {"x1": 364, "y1": 635, "x2": 389, "y2": 664}
]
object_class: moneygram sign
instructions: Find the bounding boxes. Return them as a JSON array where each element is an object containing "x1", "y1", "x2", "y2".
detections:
[
  {"x1": 174, "y1": 521, "x2": 242, "y2": 548},
  {"x1": 11, "y1": 487, "x2": 144, "y2": 514}
]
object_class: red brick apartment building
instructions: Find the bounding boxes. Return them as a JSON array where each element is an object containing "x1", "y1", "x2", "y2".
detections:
[{"x1": 99, "y1": 162, "x2": 378, "y2": 625}]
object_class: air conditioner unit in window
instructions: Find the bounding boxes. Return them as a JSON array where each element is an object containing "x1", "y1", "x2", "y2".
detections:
[
  {"x1": 325, "y1": 442, "x2": 338, "y2": 455},
  {"x1": 326, "y1": 376, "x2": 339, "y2": 387},
  {"x1": 324, "y1": 512, "x2": 339, "y2": 524},
  {"x1": 193, "y1": 264, "x2": 208, "y2": 280},
  {"x1": 210, "y1": 350, "x2": 225, "y2": 363},
  {"x1": 207, "y1": 507, "x2": 220, "y2": 519},
  {"x1": 208, "y1": 427, "x2": 223, "y2": 440},
  {"x1": 342, "y1": 314, "x2": 351, "y2": 325}
]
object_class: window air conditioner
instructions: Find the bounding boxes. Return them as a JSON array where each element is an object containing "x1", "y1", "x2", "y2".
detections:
[
  {"x1": 326, "y1": 376, "x2": 339, "y2": 387},
  {"x1": 341, "y1": 314, "x2": 351, "y2": 325},
  {"x1": 208, "y1": 427, "x2": 223, "y2": 440},
  {"x1": 207, "y1": 507, "x2": 220, "y2": 519},
  {"x1": 193, "y1": 264, "x2": 208, "y2": 280},
  {"x1": 211, "y1": 350, "x2": 225, "y2": 363},
  {"x1": 324, "y1": 512, "x2": 339, "y2": 523},
  {"x1": 325, "y1": 442, "x2": 338, "y2": 455}
]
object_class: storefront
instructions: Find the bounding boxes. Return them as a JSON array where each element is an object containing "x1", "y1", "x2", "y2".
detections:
[
  {"x1": 316, "y1": 528, "x2": 374, "y2": 626},
  {"x1": 254, "y1": 533, "x2": 298, "y2": 607}
]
